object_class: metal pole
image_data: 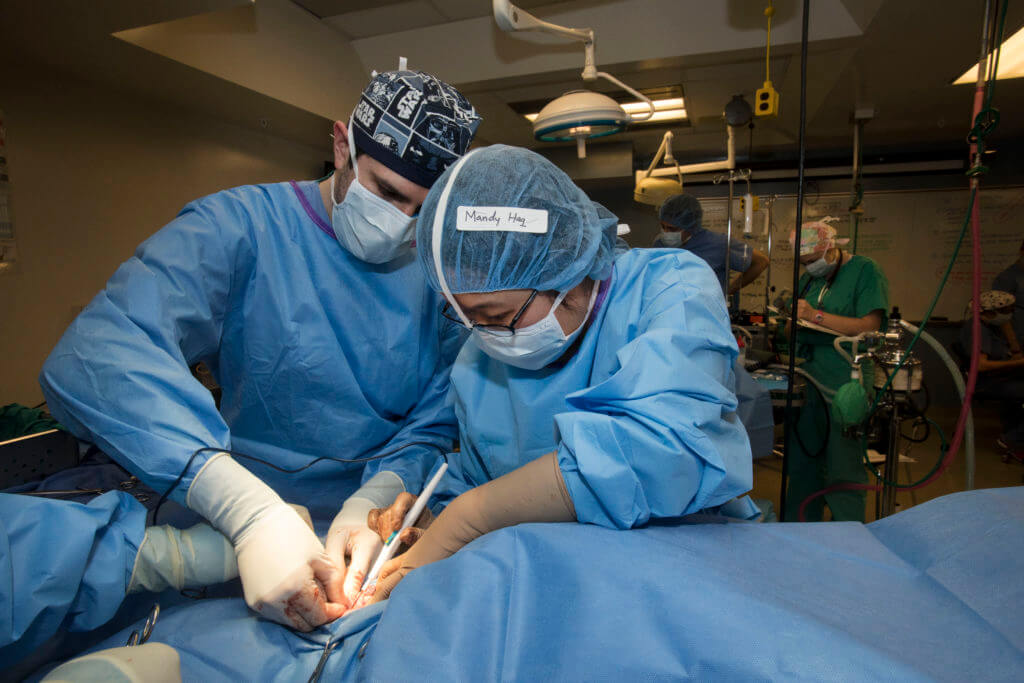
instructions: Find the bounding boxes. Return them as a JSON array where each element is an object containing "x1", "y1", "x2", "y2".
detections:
[
  {"x1": 850, "y1": 119, "x2": 863, "y2": 253},
  {"x1": 725, "y1": 172, "x2": 734, "y2": 298},
  {"x1": 779, "y1": 0, "x2": 810, "y2": 521},
  {"x1": 881, "y1": 400, "x2": 900, "y2": 517},
  {"x1": 764, "y1": 197, "x2": 774, "y2": 321}
]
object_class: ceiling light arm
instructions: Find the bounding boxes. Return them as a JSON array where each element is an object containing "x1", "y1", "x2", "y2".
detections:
[
  {"x1": 494, "y1": 0, "x2": 654, "y2": 121},
  {"x1": 642, "y1": 131, "x2": 680, "y2": 181},
  {"x1": 591, "y1": 70, "x2": 654, "y2": 120},
  {"x1": 636, "y1": 125, "x2": 737, "y2": 184}
]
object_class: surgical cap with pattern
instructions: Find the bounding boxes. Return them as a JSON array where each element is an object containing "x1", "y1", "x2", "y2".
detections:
[
  {"x1": 790, "y1": 220, "x2": 850, "y2": 256},
  {"x1": 980, "y1": 290, "x2": 1016, "y2": 311},
  {"x1": 350, "y1": 70, "x2": 481, "y2": 188}
]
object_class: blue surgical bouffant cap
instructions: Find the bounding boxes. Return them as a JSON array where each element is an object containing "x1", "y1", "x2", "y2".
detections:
[
  {"x1": 659, "y1": 193, "x2": 704, "y2": 232},
  {"x1": 416, "y1": 145, "x2": 619, "y2": 295},
  {"x1": 350, "y1": 70, "x2": 482, "y2": 188}
]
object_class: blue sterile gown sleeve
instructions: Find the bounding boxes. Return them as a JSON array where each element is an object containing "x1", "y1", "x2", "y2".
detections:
[
  {"x1": 0, "y1": 492, "x2": 145, "y2": 669},
  {"x1": 438, "y1": 250, "x2": 752, "y2": 528},
  {"x1": 40, "y1": 181, "x2": 460, "y2": 521}
]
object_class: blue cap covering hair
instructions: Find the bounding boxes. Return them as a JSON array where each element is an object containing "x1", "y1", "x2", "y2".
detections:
[
  {"x1": 349, "y1": 70, "x2": 482, "y2": 188},
  {"x1": 659, "y1": 193, "x2": 704, "y2": 233},
  {"x1": 416, "y1": 144, "x2": 619, "y2": 295}
]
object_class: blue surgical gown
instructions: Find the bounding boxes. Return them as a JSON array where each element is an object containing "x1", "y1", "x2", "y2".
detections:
[
  {"x1": 653, "y1": 229, "x2": 753, "y2": 288},
  {"x1": 439, "y1": 249, "x2": 753, "y2": 529},
  {"x1": 40, "y1": 181, "x2": 463, "y2": 521},
  {"x1": 0, "y1": 492, "x2": 145, "y2": 669}
]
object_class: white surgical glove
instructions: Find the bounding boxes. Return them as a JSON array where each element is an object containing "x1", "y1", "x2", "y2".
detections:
[
  {"x1": 186, "y1": 454, "x2": 347, "y2": 631},
  {"x1": 326, "y1": 471, "x2": 404, "y2": 605}
]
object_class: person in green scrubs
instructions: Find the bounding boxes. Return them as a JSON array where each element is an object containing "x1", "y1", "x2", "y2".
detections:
[{"x1": 784, "y1": 221, "x2": 889, "y2": 522}]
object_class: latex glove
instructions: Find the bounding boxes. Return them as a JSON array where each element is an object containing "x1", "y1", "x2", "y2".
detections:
[
  {"x1": 186, "y1": 454, "x2": 347, "y2": 631},
  {"x1": 326, "y1": 472, "x2": 405, "y2": 606},
  {"x1": 127, "y1": 504, "x2": 312, "y2": 595},
  {"x1": 367, "y1": 492, "x2": 434, "y2": 548},
  {"x1": 365, "y1": 452, "x2": 575, "y2": 604}
]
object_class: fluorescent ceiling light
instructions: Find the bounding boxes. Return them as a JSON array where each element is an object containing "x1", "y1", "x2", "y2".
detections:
[
  {"x1": 954, "y1": 25, "x2": 1024, "y2": 84},
  {"x1": 523, "y1": 97, "x2": 685, "y2": 123}
]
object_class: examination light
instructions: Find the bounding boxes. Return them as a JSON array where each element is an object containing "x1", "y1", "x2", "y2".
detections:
[
  {"x1": 494, "y1": 0, "x2": 654, "y2": 158},
  {"x1": 634, "y1": 131, "x2": 683, "y2": 206}
]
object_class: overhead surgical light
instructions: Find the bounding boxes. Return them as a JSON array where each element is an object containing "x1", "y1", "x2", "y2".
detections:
[
  {"x1": 523, "y1": 97, "x2": 687, "y2": 125},
  {"x1": 494, "y1": 0, "x2": 654, "y2": 158}
]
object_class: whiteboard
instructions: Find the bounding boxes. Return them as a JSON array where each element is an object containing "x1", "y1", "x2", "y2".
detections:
[{"x1": 697, "y1": 187, "x2": 1024, "y2": 320}]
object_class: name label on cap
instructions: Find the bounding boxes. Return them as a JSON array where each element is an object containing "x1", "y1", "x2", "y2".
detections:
[{"x1": 456, "y1": 206, "x2": 548, "y2": 234}]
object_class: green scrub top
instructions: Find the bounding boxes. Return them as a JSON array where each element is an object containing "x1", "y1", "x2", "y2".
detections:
[
  {"x1": 795, "y1": 254, "x2": 890, "y2": 391},
  {"x1": 785, "y1": 253, "x2": 890, "y2": 522}
]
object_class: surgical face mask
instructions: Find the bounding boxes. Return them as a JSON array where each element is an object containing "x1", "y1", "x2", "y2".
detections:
[
  {"x1": 330, "y1": 117, "x2": 416, "y2": 263},
  {"x1": 659, "y1": 231, "x2": 685, "y2": 248},
  {"x1": 986, "y1": 312, "x2": 1013, "y2": 327},
  {"x1": 472, "y1": 284, "x2": 599, "y2": 371},
  {"x1": 804, "y1": 253, "x2": 837, "y2": 278}
]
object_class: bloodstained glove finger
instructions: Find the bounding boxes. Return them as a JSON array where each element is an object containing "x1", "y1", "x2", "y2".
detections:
[
  {"x1": 398, "y1": 526, "x2": 425, "y2": 550},
  {"x1": 310, "y1": 554, "x2": 349, "y2": 613},
  {"x1": 372, "y1": 493, "x2": 416, "y2": 541}
]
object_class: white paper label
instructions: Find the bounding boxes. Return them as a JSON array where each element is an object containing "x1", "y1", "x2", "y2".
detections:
[{"x1": 456, "y1": 206, "x2": 548, "y2": 234}]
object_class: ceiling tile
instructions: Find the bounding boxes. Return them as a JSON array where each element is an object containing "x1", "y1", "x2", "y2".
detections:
[
  {"x1": 292, "y1": 1, "x2": 407, "y2": 19},
  {"x1": 324, "y1": 1, "x2": 447, "y2": 40}
]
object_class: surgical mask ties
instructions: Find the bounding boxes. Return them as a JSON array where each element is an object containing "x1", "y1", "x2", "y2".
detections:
[
  {"x1": 330, "y1": 117, "x2": 417, "y2": 264},
  {"x1": 659, "y1": 231, "x2": 684, "y2": 248},
  {"x1": 805, "y1": 254, "x2": 836, "y2": 278},
  {"x1": 473, "y1": 284, "x2": 599, "y2": 371}
]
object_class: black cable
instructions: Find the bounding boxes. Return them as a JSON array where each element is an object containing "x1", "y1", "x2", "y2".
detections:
[
  {"x1": 779, "y1": 0, "x2": 811, "y2": 521},
  {"x1": 790, "y1": 374, "x2": 830, "y2": 458},
  {"x1": 149, "y1": 441, "x2": 442, "y2": 525},
  {"x1": 900, "y1": 416, "x2": 931, "y2": 444}
]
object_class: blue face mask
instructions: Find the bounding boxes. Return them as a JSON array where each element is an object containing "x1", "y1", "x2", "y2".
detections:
[
  {"x1": 330, "y1": 116, "x2": 417, "y2": 264},
  {"x1": 659, "y1": 231, "x2": 684, "y2": 248},
  {"x1": 805, "y1": 253, "x2": 837, "y2": 278},
  {"x1": 472, "y1": 285, "x2": 598, "y2": 371}
]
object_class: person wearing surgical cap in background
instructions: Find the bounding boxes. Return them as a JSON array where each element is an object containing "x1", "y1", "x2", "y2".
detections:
[
  {"x1": 35, "y1": 69, "x2": 481, "y2": 634},
  {"x1": 959, "y1": 290, "x2": 1024, "y2": 459},
  {"x1": 784, "y1": 220, "x2": 889, "y2": 522},
  {"x1": 361, "y1": 145, "x2": 757, "y2": 604},
  {"x1": 654, "y1": 193, "x2": 769, "y2": 296}
]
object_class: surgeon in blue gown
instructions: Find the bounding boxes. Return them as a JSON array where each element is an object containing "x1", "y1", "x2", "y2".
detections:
[
  {"x1": 652, "y1": 193, "x2": 769, "y2": 296},
  {"x1": 37, "y1": 69, "x2": 480, "y2": 632},
  {"x1": 362, "y1": 145, "x2": 755, "y2": 602}
]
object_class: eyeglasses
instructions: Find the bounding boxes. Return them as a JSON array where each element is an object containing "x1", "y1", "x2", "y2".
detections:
[{"x1": 441, "y1": 290, "x2": 539, "y2": 337}]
